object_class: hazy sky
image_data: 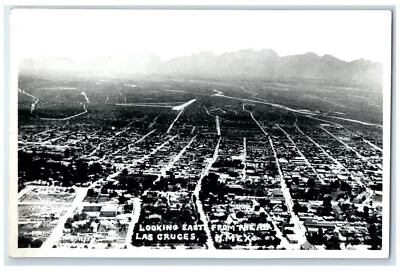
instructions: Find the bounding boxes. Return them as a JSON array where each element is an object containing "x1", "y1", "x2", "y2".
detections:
[{"x1": 11, "y1": 9, "x2": 392, "y2": 63}]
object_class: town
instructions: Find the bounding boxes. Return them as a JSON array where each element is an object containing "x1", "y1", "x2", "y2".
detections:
[{"x1": 17, "y1": 78, "x2": 384, "y2": 251}]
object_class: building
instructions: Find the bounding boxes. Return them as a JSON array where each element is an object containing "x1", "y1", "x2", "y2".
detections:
[
  {"x1": 100, "y1": 205, "x2": 118, "y2": 217},
  {"x1": 82, "y1": 204, "x2": 102, "y2": 213}
]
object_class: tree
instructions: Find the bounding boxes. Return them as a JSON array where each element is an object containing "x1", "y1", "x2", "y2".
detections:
[
  {"x1": 307, "y1": 178, "x2": 316, "y2": 188},
  {"x1": 259, "y1": 198, "x2": 271, "y2": 209},
  {"x1": 101, "y1": 186, "x2": 108, "y2": 194},
  {"x1": 64, "y1": 148, "x2": 71, "y2": 158},
  {"x1": 118, "y1": 194, "x2": 127, "y2": 204},
  {"x1": 281, "y1": 202, "x2": 288, "y2": 212},
  {"x1": 363, "y1": 206, "x2": 370, "y2": 220},
  {"x1": 324, "y1": 233, "x2": 341, "y2": 250},
  {"x1": 272, "y1": 237, "x2": 281, "y2": 249},
  {"x1": 321, "y1": 196, "x2": 333, "y2": 216},
  {"x1": 124, "y1": 204, "x2": 132, "y2": 213},
  {"x1": 79, "y1": 212, "x2": 88, "y2": 221},
  {"x1": 369, "y1": 236, "x2": 382, "y2": 250},
  {"x1": 293, "y1": 200, "x2": 301, "y2": 214},
  {"x1": 73, "y1": 213, "x2": 80, "y2": 221},
  {"x1": 236, "y1": 211, "x2": 245, "y2": 219},
  {"x1": 263, "y1": 236, "x2": 273, "y2": 248},
  {"x1": 316, "y1": 228, "x2": 324, "y2": 245},
  {"x1": 18, "y1": 236, "x2": 32, "y2": 248},
  {"x1": 30, "y1": 239, "x2": 43, "y2": 248},
  {"x1": 76, "y1": 160, "x2": 89, "y2": 181},
  {"x1": 86, "y1": 188, "x2": 95, "y2": 197},
  {"x1": 341, "y1": 181, "x2": 352, "y2": 191},
  {"x1": 90, "y1": 162, "x2": 103, "y2": 175},
  {"x1": 367, "y1": 223, "x2": 382, "y2": 250},
  {"x1": 64, "y1": 221, "x2": 73, "y2": 229},
  {"x1": 255, "y1": 189, "x2": 265, "y2": 197}
]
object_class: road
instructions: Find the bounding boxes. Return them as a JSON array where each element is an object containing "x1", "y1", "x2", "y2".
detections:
[
  {"x1": 229, "y1": 93, "x2": 382, "y2": 127},
  {"x1": 18, "y1": 88, "x2": 39, "y2": 114},
  {"x1": 172, "y1": 99, "x2": 197, "y2": 111},
  {"x1": 124, "y1": 135, "x2": 197, "y2": 246},
  {"x1": 324, "y1": 115, "x2": 383, "y2": 128},
  {"x1": 242, "y1": 104, "x2": 306, "y2": 247},
  {"x1": 306, "y1": 115, "x2": 343, "y2": 128},
  {"x1": 80, "y1": 92, "x2": 90, "y2": 103},
  {"x1": 241, "y1": 137, "x2": 247, "y2": 182},
  {"x1": 17, "y1": 186, "x2": 35, "y2": 201},
  {"x1": 125, "y1": 198, "x2": 141, "y2": 248},
  {"x1": 164, "y1": 88, "x2": 382, "y2": 128},
  {"x1": 154, "y1": 135, "x2": 197, "y2": 182},
  {"x1": 362, "y1": 138, "x2": 383, "y2": 152},
  {"x1": 204, "y1": 106, "x2": 214, "y2": 117},
  {"x1": 166, "y1": 109, "x2": 184, "y2": 134},
  {"x1": 241, "y1": 86, "x2": 264, "y2": 102},
  {"x1": 268, "y1": 137, "x2": 308, "y2": 248},
  {"x1": 295, "y1": 125, "x2": 372, "y2": 204},
  {"x1": 216, "y1": 116, "x2": 221, "y2": 136},
  {"x1": 320, "y1": 127, "x2": 382, "y2": 171},
  {"x1": 129, "y1": 135, "x2": 179, "y2": 171},
  {"x1": 105, "y1": 135, "x2": 179, "y2": 182},
  {"x1": 40, "y1": 104, "x2": 88, "y2": 121},
  {"x1": 107, "y1": 129, "x2": 157, "y2": 157},
  {"x1": 41, "y1": 181, "x2": 101, "y2": 249},
  {"x1": 88, "y1": 120, "x2": 137, "y2": 157},
  {"x1": 242, "y1": 104, "x2": 269, "y2": 136},
  {"x1": 276, "y1": 124, "x2": 326, "y2": 185},
  {"x1": 118, "y1": 91, "x2": 127, "y2": 103},
  {"x1": 213, "y1": 89, "x2": 223, "y2": 96},
  {"x1": 193, "y1": 137, "x2": 221, "y2": 250},
  {"x1": 115, "y1": 104, "x2": 173, "y2": 108},
  {"x1": 32, "y1": 132, "x2": 180, "y2": 248},
  {"x1": 149, "y1": 117, "x2": 159, "y2": 129},
  {"x1": 33, "y1": 128, "x2": 57, "y2": 137},
  {"x1": 265, "y1": 210, "x2": 290, "y2": 249},
  {"x1": 30, "y1": 121, "x2": 70, "y2": 139},
  {"x1": 93, "y1": 130, "x2": 155, "y2": 164},
  {"x1": 295, "y1": 125, "x2": 346, "y2": 170},
  {"x1": 19, "y1": 127, "x2": 102, "y2": 152}
]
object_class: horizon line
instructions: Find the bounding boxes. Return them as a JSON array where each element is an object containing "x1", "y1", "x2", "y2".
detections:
[{"x1": 18, "y1": 48, "x2": 383, "y2": 65}]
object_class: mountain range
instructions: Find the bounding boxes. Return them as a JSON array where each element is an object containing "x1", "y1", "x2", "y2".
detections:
[{"x1": 19, "y1": 49, "x2": 383, "y2": 87}]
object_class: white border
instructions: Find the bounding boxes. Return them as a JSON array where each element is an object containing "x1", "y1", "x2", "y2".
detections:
[{"x1": 6, "y1": 5, "x2": 393, "y2": 259}]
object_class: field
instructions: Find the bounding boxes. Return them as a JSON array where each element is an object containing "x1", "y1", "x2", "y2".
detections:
[
  {"x1": 18, "y1": 74, "x2": 383, "y2": 127},
  {"x1": 18, "y1": 203, "x2": 71, "y2": 247},
  {"x1": 19, "y1": 187, "x2": 77, "y2": 204}
]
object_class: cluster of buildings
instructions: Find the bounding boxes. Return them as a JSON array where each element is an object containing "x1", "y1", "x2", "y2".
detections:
[
  {"x1": 201, "y1": 134, "x2": 290, "y2": 249},
  {"x1": 17, "y1": 98, "x2": 383, "y2": 251}
]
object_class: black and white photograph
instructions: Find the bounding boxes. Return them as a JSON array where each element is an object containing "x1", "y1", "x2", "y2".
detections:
[{"x1": 8, "y1": 8, "x2": 392, "y2": 258}]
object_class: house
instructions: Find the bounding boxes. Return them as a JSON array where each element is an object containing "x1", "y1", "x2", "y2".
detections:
[
  {"x1": 100, "y1": 205, "x2": 118, "y2": 217},
  {"x1": 83, "y1": 204, "x2": 102, "y2": 213}
]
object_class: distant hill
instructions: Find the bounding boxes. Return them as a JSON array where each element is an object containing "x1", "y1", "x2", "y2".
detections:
[
  {"x1": 19, "y1": 49, "x2": 383, "y2": 88},
  {"x1": 19, "y1": 53, "x2": 163, "y2": 77}
]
